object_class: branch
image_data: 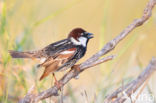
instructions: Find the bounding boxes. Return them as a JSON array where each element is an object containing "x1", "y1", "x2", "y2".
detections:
[
  {"x1": 19, "y1": 0, "x2": 156, "y2": 102},
  {"x1": 104, "y1": 57, "x2": 156, "y2": 103}
]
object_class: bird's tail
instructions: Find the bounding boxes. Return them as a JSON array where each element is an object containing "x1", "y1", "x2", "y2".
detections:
[{"x1": 9, "y1": 50, "x2": 36, "y2": 58}]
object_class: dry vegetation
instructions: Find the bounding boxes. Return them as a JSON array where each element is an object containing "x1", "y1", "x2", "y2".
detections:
[{"x1": 0, "y1": 0, "x2": 156, "y2": 103}]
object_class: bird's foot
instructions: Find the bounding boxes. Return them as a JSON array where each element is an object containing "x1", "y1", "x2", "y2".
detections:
[
  {"x1": 53, "y1": 73, "x2": 63, "y2": 90},
  {"x1": 71, "y1": 64, "x2": 81, "y2": 72},
  {"x1": 54, "y1": 81, "x2": 63, "y2": 90},
  {"x1": 71, "y1": 64, "x2": 81, "y2": 79}
]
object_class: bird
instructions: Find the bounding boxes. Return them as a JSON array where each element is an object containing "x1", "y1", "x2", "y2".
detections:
[{"x1": 9, "y1": 28, "x2": 93, "y2": 84}]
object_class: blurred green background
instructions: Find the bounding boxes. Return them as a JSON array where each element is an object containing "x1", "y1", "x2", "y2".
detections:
[{"x1": 0, "y1": 0, "x2": 156, "y2": 103}]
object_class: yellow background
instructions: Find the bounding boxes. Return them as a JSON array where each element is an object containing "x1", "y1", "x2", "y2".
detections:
[{"x1": 0, "y1": 0, "x2": 156, "y2": 102}]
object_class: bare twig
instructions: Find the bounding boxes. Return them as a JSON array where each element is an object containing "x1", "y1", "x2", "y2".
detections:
[
  {"x1": 60, "y1": 87, "x2": 64, "y2": 103},
  {"x1": 104, "y1": 57, "x2": 156, "y2": 103},
  {"x1": 19, "y1": 0, "x2": 156, "y2": 102},
  {"x1": 133, "y1": 75, "x2": 151, "y2": 103}
]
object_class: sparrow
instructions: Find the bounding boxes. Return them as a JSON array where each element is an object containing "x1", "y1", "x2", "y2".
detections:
[{"x1": 9, "y1": 28, "x2": 93, "y2": 81}]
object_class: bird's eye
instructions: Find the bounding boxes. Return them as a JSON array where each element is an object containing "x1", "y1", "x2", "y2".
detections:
[{"x1": 80, "y1": 33, "x2": 84, "y2": 36}]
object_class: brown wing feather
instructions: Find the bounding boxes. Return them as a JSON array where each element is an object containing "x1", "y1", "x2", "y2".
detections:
[
  {"x1": 39, "y1": 48, "x2": 76, "y2": 80},
  {"x1": 39, "y1": 61, "x2": 58, "y2": 80}
]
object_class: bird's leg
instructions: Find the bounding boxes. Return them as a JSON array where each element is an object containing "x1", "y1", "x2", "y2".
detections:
[{"x1": 52, "y1": 73, "x2": 62, "y2": 89}]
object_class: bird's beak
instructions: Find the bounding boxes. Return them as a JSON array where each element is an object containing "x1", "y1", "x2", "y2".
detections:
[{"x1": 87, "y1": 33, "x2": 94, "y2": 39}]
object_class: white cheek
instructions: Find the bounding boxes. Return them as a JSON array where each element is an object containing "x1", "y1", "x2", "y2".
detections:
[
  {"x1": 70, "y1": 37, "x2": 87, "y2": 47},
  {"x1": 78, "y1": 37, "x2": 87, "y2": 47},
  {"x1": 70, "y1": 37, "x2": 81, "y2": 45}
]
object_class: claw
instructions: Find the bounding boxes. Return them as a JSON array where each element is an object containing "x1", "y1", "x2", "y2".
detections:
[
  {"x1": 53, "y1": 73, "x2": 63, "y2": 90},
  {"x1": 71, "y1": 64, "x2": 81, "y2": 72}
]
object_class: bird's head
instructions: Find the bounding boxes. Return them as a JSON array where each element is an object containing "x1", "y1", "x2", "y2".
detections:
[{"x1": 68, "y1": 28, "x2": 93, "y2": 47}]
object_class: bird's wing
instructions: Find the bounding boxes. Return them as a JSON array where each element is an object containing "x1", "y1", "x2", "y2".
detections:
[
  {"x1": 42, "y1": 39, "x2": 75, "y2": 57},
  {"x1": 39, "y1": 48, "x2": 77, "y2": 80},
  {"x1": 27, "y1": 39, "x2": 74, "y2": 63}
]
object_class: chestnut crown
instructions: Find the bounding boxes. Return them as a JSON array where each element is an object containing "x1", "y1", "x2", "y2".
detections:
[{"x1": 68, "y1": 28, "x2": 93, "y2": 40}]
